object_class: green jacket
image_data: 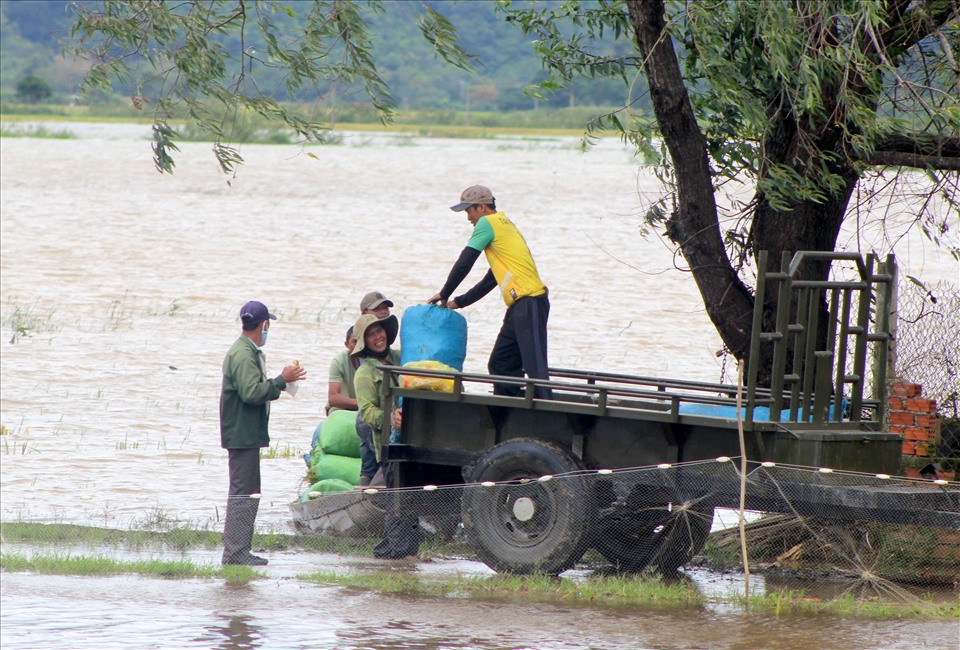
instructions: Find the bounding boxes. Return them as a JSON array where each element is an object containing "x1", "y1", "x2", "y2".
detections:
[
  {"x1": 354, "y1": 349, "x2": 401, "y2": 457},
  {"x1": 220, "y1": 335, "x2": 287, "y2": 449}
]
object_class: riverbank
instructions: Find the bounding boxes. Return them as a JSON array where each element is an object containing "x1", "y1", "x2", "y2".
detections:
[
  {"x1": 0, "y1": 103, "x2": 617, "y2": 141},
  {"x1": 3, "y1": 522, "x2": 957, "y2": 620}
]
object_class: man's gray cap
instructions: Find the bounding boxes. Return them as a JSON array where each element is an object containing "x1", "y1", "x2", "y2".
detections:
[
  {"x1": 451, "y1": 185, "x2": 495, "y2": 211},
  {"x1": 360, "y1": 291, "x2": 394, "y2": 312}
]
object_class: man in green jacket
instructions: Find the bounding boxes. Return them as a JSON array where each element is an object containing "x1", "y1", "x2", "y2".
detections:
[{"x1": 220, "y1": 300, "x2": 306, "y2": 565}]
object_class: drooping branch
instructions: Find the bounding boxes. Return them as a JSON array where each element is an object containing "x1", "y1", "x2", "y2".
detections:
[
  {"x1": 869, "y1": 134, "x2": 960, "y2": 170},
  {"x1": 876, "y1": 0, "x2": 959, "y2": 54}
]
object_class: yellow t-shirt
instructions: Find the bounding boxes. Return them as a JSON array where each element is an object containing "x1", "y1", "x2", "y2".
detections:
[{"x1": 467, "y1": 212, "x2": 546, "y2": 307}]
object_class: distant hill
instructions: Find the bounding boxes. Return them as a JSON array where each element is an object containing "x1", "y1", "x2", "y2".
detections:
[{"x1": 0, "y1": 0, "x2": 637, "y2": 112}]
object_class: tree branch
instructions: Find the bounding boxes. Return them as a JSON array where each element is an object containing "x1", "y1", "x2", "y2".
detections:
[
  {"x1": 878, "y1": 0, "x2": 958, "y2": 53},
  {"x1": 869, "y1": 134, "x2": 960, "y2": 170}
]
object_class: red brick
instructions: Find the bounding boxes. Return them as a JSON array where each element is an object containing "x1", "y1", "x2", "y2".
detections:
[
  {"x1": 903, "y1": 466, "x2": 921, "y2": 478},
  {"x1": 917, "y1": 414, "x2": 942, "y2": 434},
  {"x1": 903, "y1": 427, "x2": 929, "y2": 441},
  {"x1": 891, "y1": 383, "x2": 921, "y2": 397},
  {"x1": 915, "y1": 442, "x2": 931, "y2": 457},
  {"x1": 906, "y1": 398, "x2": 936, "y2": 413},
  {"x1": 890, "y1": 412, "x2": 916, "y2": 426},
  {"x1": 901, "y1": 441, "x2": 916, "y2": 455},
  {"x1": 888, "y1": 397, "x2": 905, "y2": 411}
]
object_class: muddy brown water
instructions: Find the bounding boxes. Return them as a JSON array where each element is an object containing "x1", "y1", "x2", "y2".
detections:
[{"x1": 1, "y1": 124, "x2": 958, "y2": 648}]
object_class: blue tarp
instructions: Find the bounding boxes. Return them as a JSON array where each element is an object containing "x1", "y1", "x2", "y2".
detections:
[{"x1": 678, "y1": 400, "x2": 847, "y2": 422}]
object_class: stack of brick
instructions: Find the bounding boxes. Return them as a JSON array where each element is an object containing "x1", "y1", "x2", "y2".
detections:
[{"x1": 889, "y1": 381, "x2": 955, "y2": 481}]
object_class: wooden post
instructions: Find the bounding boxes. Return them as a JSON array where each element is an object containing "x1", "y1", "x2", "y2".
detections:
[{"x1": 875, "y1": 255, "x2": 897, "y2": 430}]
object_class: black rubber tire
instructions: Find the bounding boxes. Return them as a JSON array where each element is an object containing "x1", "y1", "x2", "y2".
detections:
[
  {"x1": 593, "y1": 481, "x2": 714, "y2": 574},
  {"x1": 461, "y1": 438, "x2": 592, "y2": 575}
]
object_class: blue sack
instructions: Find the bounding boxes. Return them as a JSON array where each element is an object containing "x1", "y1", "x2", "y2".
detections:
[{"x1": 400, "y1": 304, "x2": 467, "y2": 371}]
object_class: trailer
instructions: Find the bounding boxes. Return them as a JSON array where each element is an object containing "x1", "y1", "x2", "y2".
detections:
[{"x1": 294, "y1": 251, "x2": 960, "y2": 574}]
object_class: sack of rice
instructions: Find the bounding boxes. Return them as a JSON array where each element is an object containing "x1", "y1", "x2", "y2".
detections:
[
  {"x1": 300, "y1": 478, "x2": 355, "y2": 501},
  {"x1": 310, "y1": 453, "x2": 362, "y2": 486},
  {"x1": 400, "y1": 304, "x2": 467, "y2": 370},
  {"x1": 318, "y1": 409, "x2": 361, "y2": 458},
  {"x1": 401, "y1": 359, "x2": 457, "y2": 392}
]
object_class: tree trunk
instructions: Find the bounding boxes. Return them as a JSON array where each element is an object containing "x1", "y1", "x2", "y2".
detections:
[
  {"x1": 627, "y1": 0, "x2": 877, "y2": 386},
  {"x1": 627, "y1": 0, "x2": 757, "y2": 364}
]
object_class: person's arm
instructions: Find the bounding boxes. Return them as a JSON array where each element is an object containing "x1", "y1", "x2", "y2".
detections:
[
  {"x1": 432, "y1": 216, "x2": 494, "y2": 304},
  {"x1": 354, "y1": 364, "x2": 384, "y2": 430},
  {"x1": 453, "y1": 269, "x2": 497, "y2": 308},
  {"x1": 327, "y1": 382, "x2": 358, "y2": 410},
  {"x1": 327, "y1": 355, "x2": 358, "y2": 410},
  {"x1": 232, "y1": 348, "x2": 284, "y2": 404},
  {"x1": 438, "y1": 246, "x2": 482, "y2": 303}
]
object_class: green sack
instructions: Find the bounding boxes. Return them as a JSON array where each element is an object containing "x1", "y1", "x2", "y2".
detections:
[
  {"x1": 300, "y1": 478, "x2": 355, "y2": 501},
  {"x1": 319, "y1": 409, "x2": 361, "y2": 458},
  {"x1": 311, "y1": 453, "x2": 362, "y2": 485}
]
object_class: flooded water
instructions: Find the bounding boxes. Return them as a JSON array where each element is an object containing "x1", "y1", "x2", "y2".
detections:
[
  {"x1": 4, "y1": 568, "x2": 957, "y2": 650},
  {"x1": 1, "y1": 123, "x2": 958, "y2": 649}
]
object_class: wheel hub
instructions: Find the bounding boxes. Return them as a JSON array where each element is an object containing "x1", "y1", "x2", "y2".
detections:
[{"x1": 512, "y1": 496, "x2": 536, "y2": 521}]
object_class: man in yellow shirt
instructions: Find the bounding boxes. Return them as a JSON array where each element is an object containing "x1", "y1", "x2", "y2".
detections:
[{"x1": 429, "y1": 185, "x2": 551, "y2": 399}]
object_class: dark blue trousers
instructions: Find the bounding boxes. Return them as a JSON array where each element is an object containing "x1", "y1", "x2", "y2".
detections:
[{"x1": 488, "y1": 293, "x2": 552, "y2": 399}]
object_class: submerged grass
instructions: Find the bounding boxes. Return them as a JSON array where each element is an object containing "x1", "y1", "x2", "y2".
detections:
[
  {"x1": 743, "y1": 590, "x2": 960, "y2": 620},
  {"x1": 261, "y1": 442, "x2": 300, "y2": 460},
  {"x1": 0, "y1": 521, "x2": 370, "y2": 556},
  {"x1": 0, "y1": 123, "x2": 75, "y2": 139},
  {"x1": 1, "y1": 104, "x2": 616, "y2": 141},
  {"x1": 4, "y1": 299, "x2": 61, "y2": 344},
  {"x1": 1, "y1": 522, "x2": 223, "y2": 550},
  {"x1": 299, "y1": 570, "x2": 957, "y2": 618},
  {"x1": 299, "y1": 571, "x2": 705, "y2": 609},
  {"x1": 0, "y1": 552, "x2": 261, "y2": 584}
]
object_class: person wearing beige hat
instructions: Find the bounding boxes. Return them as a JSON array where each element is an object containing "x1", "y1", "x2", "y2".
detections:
[
  {"x1": 428, "y1": 185, "x2": 552, "y2": 399},
  {"x1": 324, "y1": 291, "x2": 393, "y2": 415},
  {"x1": 351, "y1": 313, "x2": 421, "y2": 559},
  {"x1": 351, "y1": 313, "x2": 401, "y2": 486}
]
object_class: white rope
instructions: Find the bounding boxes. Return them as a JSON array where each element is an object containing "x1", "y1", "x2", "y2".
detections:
[{"x1": 736, "y1": 361, "x2": 751, "y2": 601}]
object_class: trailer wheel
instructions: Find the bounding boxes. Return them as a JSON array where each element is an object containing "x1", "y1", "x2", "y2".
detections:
[
  {"x1": 593, "y1": 484, "x2": 713, "y2": 574},
  {"x1": 461, "y1": 438, "x2": 592, "y2": 575}
]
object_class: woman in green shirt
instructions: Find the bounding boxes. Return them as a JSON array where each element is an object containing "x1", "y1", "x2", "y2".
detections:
[{"x1": 351, "y1": 312, "x2": 420, "y2": 559}]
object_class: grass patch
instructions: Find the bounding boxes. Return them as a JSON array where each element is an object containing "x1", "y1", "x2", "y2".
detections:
[
  {"x1": 0, "y1": 521, "x2": 372, "y2": 556},
  {"x1": 0, "y1": 123, "x2": 75, "y2": 139},
  {"x1": 459, "y1": 573, "x2": 705, "y2": 608},
  {"x1": 261, "y1": 442, "x2": 300, "y2": 460},
  {"x1": 299, "y1": 571, "x2": 705, "y2": 608},
  {"x1": 1, "y1": 102, "x2": 624, "y2": 141},
  {"x1": 4, "y1": 300, "x2": 61, "y2": 344},
  {"x1": 0, "y1": 551, "x2": 261, "y2": 583},
  {"x1": 743, "y1": 590, "x2": 960, "y2": 620},
  {"x1": 303, "y1": 570, "x2": 436, "y2": 595},
  {"x1": 2, "y1": 433, "x2": 38, "y2": 455},
  {"x1": 299, "y1": 571, "x2": 956, "y2": 618},
  {"x1": 0, "y1": 522, "x2": 221, "y2": 550}
]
